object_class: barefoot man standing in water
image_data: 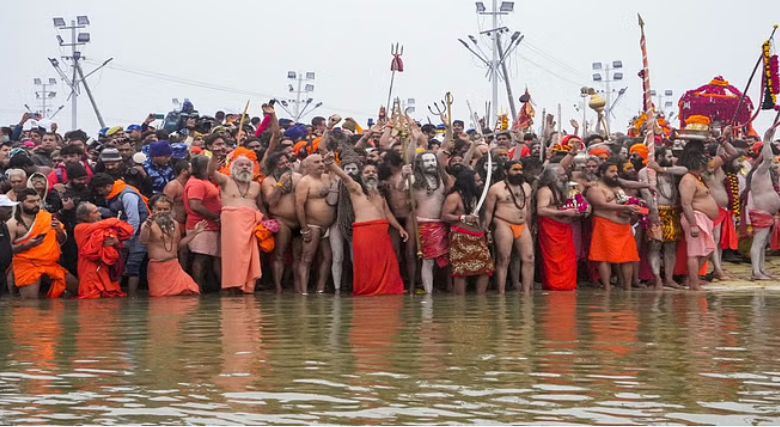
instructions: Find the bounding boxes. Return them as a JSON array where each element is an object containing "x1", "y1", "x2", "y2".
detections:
[
  {"x1": 679, "y1": 153, "x2": 719, "y2": 290},
  {"x1": 209, "y1": 153, "x2": 265, "y2": 293},
  {"x1": 295, "y1": 154, "x2": 335, "y2": 294},
  {"x1": 325, "y1": 152, "x2": 407, "y2": 296}
]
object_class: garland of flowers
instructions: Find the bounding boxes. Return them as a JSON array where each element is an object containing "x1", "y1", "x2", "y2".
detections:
[
  {"x1": 762, "y1": 39, "x2": 779, "y2": 109},
  {"x1": 725, "y1": 172, "x2": 741, "y2": 223}
]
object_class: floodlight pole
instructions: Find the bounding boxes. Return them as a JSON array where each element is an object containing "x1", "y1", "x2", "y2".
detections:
[{"x1": 34, "y1": 79, "x2": 57, "y2": 118}]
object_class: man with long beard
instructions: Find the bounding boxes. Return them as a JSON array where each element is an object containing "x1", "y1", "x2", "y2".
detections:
[
  {"x1": 261, "y1": 151, "x2": 302, "y2": 293},
  {"x1": 585, "y1": 162, "x2": 641, "y2": 290},
  {"x1": 295, "y1": 154, "x2": 335, "y2": 294},
  {"x1": 209, "y1": 153, "x2": 267, "y2": 293},
  {"x1": 482, "y1": 161, "x2": 534, "y2": 293},
  {"x1": 8, "y1": 188, "x2": 78, "y2": 298},
  {"x1": 640, "y1": 147, "x2": 686, "y2": 289},
  {"x1": 401, "y1": 150, "x2": 449, "y2": 294},
  {"x1": 325, "y1": 153, "x2": 407, "y2": 296},
  {"x1": 443, "y1": 169, "x2": 494, "y2": 294},
  {"x1": 536, "y1": 164, "x2": 588, "y2": 291},
  {"x1": 140, "y1": 194, "x2": 205, "y2": 297}
]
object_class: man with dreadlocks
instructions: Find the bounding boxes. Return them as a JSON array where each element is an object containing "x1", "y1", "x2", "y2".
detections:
[
  {"x1": 327, "y1": 147, "x2": 360, "y2": 292},
  {"x1": 325, "y1": 152, "x2": 406, "y2": 296},
  {"x1": 443, "y1": 169, "x2": 494, "y2": 295},
  {"x1": 482, "y1": 160, "x2": 534, "y2": 293},
  {"x1": 743, "y1": 122, "x2": 780, "y2": 280},
  {"x1": 640, "y1": 147, "x2": 687, "y2": 289},
  {"x1": 401, "y1": 150, "x2": 449, "y2": 294},
  {"x1": 261, "y1": 150, "x2": 302, "y2": 293},
  {"x1": 700, "y1": 126, "x2": 739, "y2": 281},
  {"x1": 140, "y1": 194, "x2": 204, "y2": 297},
  {"x1": 536, "y1": 164, "x2": 586, "y2": 291}
]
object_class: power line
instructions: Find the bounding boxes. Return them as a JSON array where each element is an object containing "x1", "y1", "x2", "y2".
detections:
[{"x1": 85, "y1": 60, "x2": 376, "y2": 118}]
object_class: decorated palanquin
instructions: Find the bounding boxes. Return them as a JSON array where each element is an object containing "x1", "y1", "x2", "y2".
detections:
[{"x1": 677, "y1": 76, "x2": 754, "y2": 128}]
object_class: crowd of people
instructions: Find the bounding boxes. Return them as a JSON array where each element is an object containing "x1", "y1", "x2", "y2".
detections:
[{"x1": 0, "y1": 101, "x2": 778, "y2": 299}]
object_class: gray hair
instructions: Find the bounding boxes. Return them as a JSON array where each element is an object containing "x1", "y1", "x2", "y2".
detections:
[
  {"x1": 5, "y1": 168, "x2": 26, "y2": 180},
  {"x1": 76, "y1": 202, "x2": 96, "y2": 223}
]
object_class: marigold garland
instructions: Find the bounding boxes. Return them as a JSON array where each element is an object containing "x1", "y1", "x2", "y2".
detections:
[
  {"x1": 686, "y1": 115, "x2": 711, "y2": 126},
  {"x1": 725, "y1": 172, "x2": 741, "y2": 223},
  {"x1": 762, "y1": 40, "x2": 779, "y2": 109}
]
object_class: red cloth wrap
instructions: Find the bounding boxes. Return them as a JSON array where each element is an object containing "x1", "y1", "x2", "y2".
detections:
[
  {"x1": 538, "y1": 216, "x2": 576, "y2": 291},
  {"x1": 352, "y1": 219, "x2": 403, "y2": 296},
  {"x1": 418, "y1": 221, "x2": 449, "y2": 267}
]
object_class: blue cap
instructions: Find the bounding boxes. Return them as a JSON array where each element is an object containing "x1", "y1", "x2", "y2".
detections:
[
  {"x1": 98, "y1": 127, "x2": 109, "y2": 137},
  {"x1": 126, "y1": 124, "x2": 142, "y2": 133}
]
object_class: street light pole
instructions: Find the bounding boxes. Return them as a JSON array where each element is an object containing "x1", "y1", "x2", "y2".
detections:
[
  {"x1": 465, "y1": 1, "x2": 516, "y2": 121},
  {"x1": 52, "y1": 15, "x2": 90, "y2": 131},
  {"x1": 591, "y1": 60, "x2": 624, "y2": 130}
]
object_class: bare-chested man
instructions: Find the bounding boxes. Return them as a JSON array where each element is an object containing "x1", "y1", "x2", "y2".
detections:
[
  {"x1": 482, "y1": 161, "x2": 534, "y2": 293},
  {"x1": 744, "y1": 122, "x2": 780, "y2": 280},
  {"x1": 400, "y1": 150, "x2": 449, "y2": 294},
  {"x1": 325, "y1": 153, "x2": 407, "y2": 295},
  {"x1": 295, "y1": 154, "x2": 335, "y2": 294},
  {"x1": 701, "y1": 127, "x2": 738, "y2": 279},
  {"x1": 585, "y1": 162, "x2": 641, "y2": 290},
  {"x1": 209, "y1": 153, "x2": 267, "y2": 293},
  {"x1": 442, "y1": 169, "x2": 494, "y2": 295},
  {"x1": 140, "y1": 194, "x2": 204, "y2": 297},
  {"x1": 384, "y1": 149, "x2": 418, "y2": 290},
  {"x1": 163, "y1": 159, "x2": 190, "y2": 267},
  {"x1": 640, "y1": 147, "x2": 687, "y2": 289},
  {"x1": 261, "y1": 151, "x2": 302, "y2": 293},
  {"x1": 679, "y1": 152, "x2": 720, "y2": 290}
]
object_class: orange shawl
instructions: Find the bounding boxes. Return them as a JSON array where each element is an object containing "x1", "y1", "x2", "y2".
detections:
[
  {"x1": 107, "y1": 179, "x2": 149, "y2": 210},
  {"x1": 74, "y1": 218, "x2": 134, "y2": 299},
  {"x1": 12, "y1": 210, "x2": 68, "y2": 298}
]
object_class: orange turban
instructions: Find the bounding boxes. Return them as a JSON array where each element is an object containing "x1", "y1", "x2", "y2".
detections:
[
  {"x1": 589, "y1": 147, "x2": 610, "y2": 158},
  {"x1": 629, "y1": 143, "x2": 648, "y2": 164}
]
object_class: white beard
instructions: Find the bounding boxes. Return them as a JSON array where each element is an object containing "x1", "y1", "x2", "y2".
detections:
[{"x1": 232, "y1": 170, "x2": 253, "y2": 183}]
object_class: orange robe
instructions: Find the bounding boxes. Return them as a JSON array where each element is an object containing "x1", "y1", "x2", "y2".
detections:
[
  {"x1": 74, "y1": 218, "x2": 134, "y2": 299},
  {"x1": 220, "y1": 206, "x2": 263, "y2": 293},
  {"x1": 352, "y1": 219, "x2": 403, "y2": 296},
  {"x1": 538, "y1": 216, "x2": 577, "y2": 291},
  {"x1": 12, "y1": 210, "x2": 68, "y2": 298},
  {"x1": 588, "y1": 216, "x2": 639, "y2": 264},
  {"x1": 147, "y1": 258, "x2": 200, "y2": 297}
]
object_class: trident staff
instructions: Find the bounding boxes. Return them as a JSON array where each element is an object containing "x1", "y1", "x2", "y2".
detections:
[{"x1": 385, "y1": 43, "x2": 404, "y2": 112}]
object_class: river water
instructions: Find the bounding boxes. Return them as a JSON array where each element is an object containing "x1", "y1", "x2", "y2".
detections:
[{"x1": 0, "y1": 291, "x2": 779, "y2": 425}]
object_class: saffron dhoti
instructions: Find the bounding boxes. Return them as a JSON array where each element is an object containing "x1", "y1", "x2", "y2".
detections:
[
  {"x1": 418, "y1": 220, "x2": 449, "y2": 267},
  {"x1": 588, "y1": 216, "x2": 639, "y2": 264},
  {"x1": 148, "y1": 258, "x2": 201, "y2": 297},
  {"x1": 715, "y1": 206, "x2": 738, "y2": 250},
  {"x1": 449, "y1": 225, "x2": 494, "y2": 277},
  {"x1": 352, "y1": 219, "x2": 403, "y2": 296},
  {"x1": 220, "y1": 206, "x2": 263, "y2": 293},
  {"x1": 538, "y1": 216, "x2": 576, "y2": 291}
]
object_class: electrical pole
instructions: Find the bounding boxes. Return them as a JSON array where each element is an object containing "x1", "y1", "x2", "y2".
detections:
[
  {"x1": 460, "y1": 2, "x2": 521, "y2": 123},
  {"x1": 284, "y1": 71, "x2": 320, "y2": 122},
  {"x1": 33, "y1": 78, "x2": 58, "y2": 118}
]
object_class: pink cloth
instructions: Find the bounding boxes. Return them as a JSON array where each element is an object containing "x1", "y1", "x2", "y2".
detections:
[{"x1": 680, "y1": 211, "x2": 716, "y2": 258}]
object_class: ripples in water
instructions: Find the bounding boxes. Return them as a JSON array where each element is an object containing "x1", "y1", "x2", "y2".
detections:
[{"x1": 0, "y1": 291, "x2": 778, "y2": 424}]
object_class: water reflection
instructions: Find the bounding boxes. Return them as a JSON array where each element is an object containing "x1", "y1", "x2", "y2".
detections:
[{"x1": 0, "y1": 292, "x2": 778, "y2": 424}]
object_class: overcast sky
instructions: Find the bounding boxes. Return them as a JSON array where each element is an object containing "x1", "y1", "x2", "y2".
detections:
[{"x1": 2, "y1": 0, "x2": 777, "y2": 136}]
